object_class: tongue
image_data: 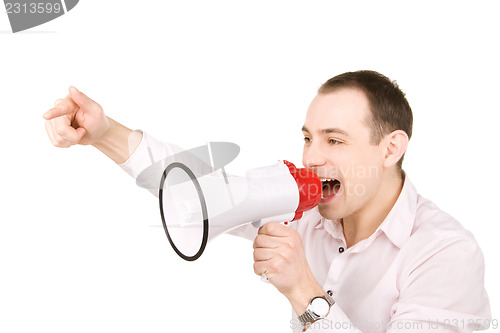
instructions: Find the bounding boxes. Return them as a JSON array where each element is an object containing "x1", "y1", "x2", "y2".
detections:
[{"x1": 323, "y1": 180, "x2": 340, "y2": 199}]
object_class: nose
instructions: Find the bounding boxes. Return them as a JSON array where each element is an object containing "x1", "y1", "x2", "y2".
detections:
[{"x1": 302, "y1": 144, "x2": 327, "y2": 169}]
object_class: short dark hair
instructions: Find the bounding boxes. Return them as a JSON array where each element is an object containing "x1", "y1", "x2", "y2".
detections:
[{"x1": 318, "y1": 70, "x2": 413, "y2": 168}]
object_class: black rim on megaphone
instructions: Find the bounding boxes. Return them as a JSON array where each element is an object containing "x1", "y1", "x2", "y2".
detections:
[{"x1": 158, "y1": 162, "x2": 209, "y2": 261}]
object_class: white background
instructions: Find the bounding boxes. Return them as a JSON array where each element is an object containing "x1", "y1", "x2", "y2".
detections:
[{"x1": 0, "y1": 1, "x2": 498, "y2": 332}]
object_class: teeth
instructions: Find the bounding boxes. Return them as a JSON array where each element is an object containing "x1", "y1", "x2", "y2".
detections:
[
  {"x1": 320, "y1": 178, "x2": 339, "y2": 200},
  {"x1": 320, "y1": 179, "x2": 328, "y2": 199}
]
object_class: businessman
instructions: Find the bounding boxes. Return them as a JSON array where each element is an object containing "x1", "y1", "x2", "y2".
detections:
[{"x1": 43, "y1": 71, "x2": 491, "y2": 332}]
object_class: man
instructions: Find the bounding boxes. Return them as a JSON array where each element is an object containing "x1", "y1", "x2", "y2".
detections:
[{"x1": 43, "y1": 71, "x2": 491, "y2": 332}]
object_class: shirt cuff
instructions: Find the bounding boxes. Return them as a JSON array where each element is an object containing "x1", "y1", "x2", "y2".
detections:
[
  {"x1": 119, "y1": 130, "x2": 181, "y2": 179},
  {"x1": 308, "y1": 305, "x2": 363, "y2": 333}
]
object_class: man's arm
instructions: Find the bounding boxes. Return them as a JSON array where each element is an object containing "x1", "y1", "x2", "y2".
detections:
[
  {"x1": 43, "y1": 86, "x2": 142, "y2": 164},
  {"x1": 256, "y1": 223, "x2": 491, "y2": 333},
  {"x1": 92, "y1": 117, "x2": 142, "y2": 164}
]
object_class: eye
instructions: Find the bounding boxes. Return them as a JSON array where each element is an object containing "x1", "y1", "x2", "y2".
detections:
[
  {"x1": 329, "y1": 138, "x2": 342, "y2": 145},
  {"x1": 304, "y1": 137, "x2": 312, "y2": 143}
]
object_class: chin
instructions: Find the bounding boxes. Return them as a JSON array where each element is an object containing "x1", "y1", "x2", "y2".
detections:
[{"x1": 318, "y1": 204, "x2": 345, "y2": 221}]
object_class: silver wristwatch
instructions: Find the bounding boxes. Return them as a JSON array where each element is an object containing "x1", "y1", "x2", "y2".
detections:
[{"x1": 298, "y1": 290, "x2": 335, "y2": 328}]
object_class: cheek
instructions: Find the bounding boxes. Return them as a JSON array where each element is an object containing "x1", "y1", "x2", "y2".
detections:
[
  {"x1": 341, "y1": 151, "x2": 381, "y2": 179},
  {"x1": 353, "y1": 146, "x2": 383, "y2": 172},
  {"x1": 339, "y1": 152, "x2": 383, "y2": 198}
]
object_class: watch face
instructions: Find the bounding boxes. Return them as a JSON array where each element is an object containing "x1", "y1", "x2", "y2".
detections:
[{"x1": 311, "y1": 297, "x2": 330, "y2": 317}]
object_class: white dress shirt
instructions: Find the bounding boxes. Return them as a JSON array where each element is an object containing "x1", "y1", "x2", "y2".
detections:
[{"x1": 119, "y1": 132, "x2": 491, "y2": 333}]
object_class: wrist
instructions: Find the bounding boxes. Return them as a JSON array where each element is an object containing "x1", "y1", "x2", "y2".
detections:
[
  {"x1": 286, "y1": 281, "x2": 325, "y2": 316},
  {"x1": 297, "y1": 291, "x2": 335, "y2": 331},
  {"x1": 91, "y1": 116, "x2": 112, "y2": 145},
  {"x1": 92, "y1": 117, "x2": 137, "y2": 164}
]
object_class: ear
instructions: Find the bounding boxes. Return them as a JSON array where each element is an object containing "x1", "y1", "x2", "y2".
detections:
[{"x1": 382, "y1": 130, "x2": 409, "y2": 168}]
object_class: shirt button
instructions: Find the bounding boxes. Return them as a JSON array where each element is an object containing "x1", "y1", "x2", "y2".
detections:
[{"x1": 338, "y1": 247, "x2": 345, "y2": 253}]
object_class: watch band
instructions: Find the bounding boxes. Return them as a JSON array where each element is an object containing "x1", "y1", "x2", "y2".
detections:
[
  {"x1": 298, "y1": 290, "x2": 335, "y2": 328},
  {"x1": 298, "y1": 309, "x2": 317, "y2": 325}
]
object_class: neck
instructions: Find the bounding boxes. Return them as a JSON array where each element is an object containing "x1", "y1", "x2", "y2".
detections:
[{"x1": 342, "y1": 170, "x2": 404, "y2": 248}]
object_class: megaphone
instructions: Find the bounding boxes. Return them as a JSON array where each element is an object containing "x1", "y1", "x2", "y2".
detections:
[{"x1": 137, "y1": 143, "x2": 321, "y2": 261}]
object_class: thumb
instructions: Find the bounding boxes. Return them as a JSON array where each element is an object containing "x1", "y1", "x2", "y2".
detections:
[
  {"x1": 76, "y1": 127, "x2": 87, "y2": 141},
  {"x1": 69, "y1": 86, "x2": 96, "y2": 110}
]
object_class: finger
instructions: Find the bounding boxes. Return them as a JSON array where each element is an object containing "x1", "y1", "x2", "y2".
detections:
[
  {"x1": 43, "y1": 95, "x2": 78, "y2": 120},
  {"x1": 49, "y1": 118, "x2": 72, "y2": 148},
  {"x1": 258, "y1": 222, "x2": 290, "y2": 237},
  {"x1": 51, "y1": 116, "x2": 84, "y2": 147},
  {"x1": 253, "y1": 234, "x2": 280, "y2": 249},
  {"x1": 49, "y1": 119, "x2": 72, "y2": 147},
  {"x1": 253, "y1": 247, "x2": 274, "y2": 262},
  {"x1": 253, "y1": 261, "x2": 269, "y2": 276},
  {"x1": 69, "y1": 86, "x2": 98, "y2": 111},
  {"x1": 54, "y1": 98, "x2": 64, "y2": 107},
  {"x1": 75, "y1": 127, "x2": 87, "y2": 141}
]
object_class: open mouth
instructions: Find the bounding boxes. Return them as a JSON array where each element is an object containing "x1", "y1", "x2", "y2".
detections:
[{"x1": 320, "y1": 178, "x2": 341, "y2": 201}]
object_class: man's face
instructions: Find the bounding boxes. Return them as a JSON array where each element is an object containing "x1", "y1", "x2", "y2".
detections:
[{"x1": 302, "y1": 88, "x2": 386, "y2": 221}]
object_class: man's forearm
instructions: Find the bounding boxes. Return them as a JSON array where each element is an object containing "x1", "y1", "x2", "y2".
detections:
[{"x1": 92, "y1": 117, "x2": 142, "y2": 164}]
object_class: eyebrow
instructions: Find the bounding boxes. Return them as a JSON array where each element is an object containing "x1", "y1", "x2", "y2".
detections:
[{"x1": 301, "y1": 125, "x2": 350, "y2": 137}]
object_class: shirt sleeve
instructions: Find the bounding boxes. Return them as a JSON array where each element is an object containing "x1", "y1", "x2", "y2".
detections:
[
  {"x1": 118, "y1": 131, "x2": 257, "y2": 240},
  {"x1": 295, "y1": 236, "x2": 491, "y2": 333},
  {"x1": 119, "y1": 130, "x2": 183, "y2": 197},
  {"x1": 389, "y1": 236, "x2": 491, "y2": 332}
]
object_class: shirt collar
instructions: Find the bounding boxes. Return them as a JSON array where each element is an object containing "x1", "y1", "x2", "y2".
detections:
[
  {"x1": 314, "y1": 174, "x2": 418, "y2": 249},
  {"x1": 377, "y1": 174, "x2": 417, "y2": 248}
]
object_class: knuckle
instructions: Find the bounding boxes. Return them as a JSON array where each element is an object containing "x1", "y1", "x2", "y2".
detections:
[
  {"x1": 269, "y1": 260, "x2": 280, "y2": 273},
  {"x1": 55, "y1": 101, "x2": 68, "y2": 111},
  {"x1": 54, "y1": 126, "x2": 66, "y2": 137},
  {"x1": 266, "y1": 223, "x2": 277, "y2": 234},
  {"x1": 281, "y1": 251, "x2": 292, "y2": 264},
  {"x1": 282, "y1": 243, "x2": 293, "y2": 257},
  {"x1": 253, "y1": 236, "x2": 261, "y2": 248},
  {"x1": 286, "y1": 238, "x2": 297, "y2": 250},
  {"x1": 54, "y1": 136, "x2": 63, "y2": 145},
  {"x1": 255, "y1": 234, "x2": 266, "y2": 247},
  {"x1": 287, "y1": 227, "x2": 297, "y2": 237},
  {"x1": 54, "y1": 136, "x2": 68, "y2": 147},
  {"x1": 253, "y1": 262, "x2": 261, "y2": 275}
]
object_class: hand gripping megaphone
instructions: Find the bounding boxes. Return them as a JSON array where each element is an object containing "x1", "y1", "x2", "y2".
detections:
[{"x1": 136, "y1": 142, "x2": 321, "y2": 261}]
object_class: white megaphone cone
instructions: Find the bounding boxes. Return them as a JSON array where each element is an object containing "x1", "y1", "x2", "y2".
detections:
[{"x1": 158, "y1": 159, "x2": 321, "y2": 261}]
